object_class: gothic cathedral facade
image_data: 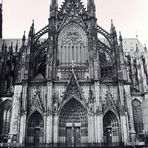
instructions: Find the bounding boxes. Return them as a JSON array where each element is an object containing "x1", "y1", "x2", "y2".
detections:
[{"x1": 0, "y1": 0, "x2": 148, "y2": 147}]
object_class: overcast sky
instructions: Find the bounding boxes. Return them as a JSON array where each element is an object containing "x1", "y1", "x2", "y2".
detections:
[{"x1": 2, "y1": 0, "x2": 148, "y2": 45}]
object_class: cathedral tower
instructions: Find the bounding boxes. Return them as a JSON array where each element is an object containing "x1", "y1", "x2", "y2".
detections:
[{"x1": 1, "y1": 0, "x2": 146, "y2": 147}]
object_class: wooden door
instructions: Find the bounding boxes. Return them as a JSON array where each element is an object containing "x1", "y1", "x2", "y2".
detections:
[
  {"x1": 106, "y1": 128, "x2": 112, "y2": 146},
  {"x1": 66, "y1": 127, "x2": 73, "y2": 147},
  {"x1": 34, "y1": 129, "x2": 40, "y2": 146},
  {"x1": 74, "y1": 127, "x2": 81, "y2": 147}
]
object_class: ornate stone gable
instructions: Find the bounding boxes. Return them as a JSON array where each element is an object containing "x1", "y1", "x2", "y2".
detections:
[
  {"x1": 30, "y1": 91, "x2": 44, "y2": 113},
  {"x1": 103, "y1": 90, "x2": 117, "y2": 114},
  {"x1": 63, "y1": 70, "x2": 84, "y2": 100},
  {"x1": 58, "y1": 0, "x2": 87, "y2": 18},
  {"x1": 58, "y1": 0, "x2": 87, "y2": 30},
  {"x1": 32, "y1": 73, "x2": 45, "y2": 82}
]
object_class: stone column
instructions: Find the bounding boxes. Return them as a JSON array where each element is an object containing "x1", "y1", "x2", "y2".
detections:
[
  {"x1": 53, "y1": 113, "x2": 58, "y2": 146},
  {"x1": 9, "y1": 85, "x2": 22, "y2": 142},
  {"x1": 46, "y1": 81, "x2": 53, "y2": 145},
  {"x1": 96, "y1": 114, "x2": 103, "y2": 145},
  {"x1": 94, "y1": 114, "x2": 98, "y2": 143},
  {"x1": 19, "y1": 112, "x2": 27, "y2": 144},
  {"x1": 94, "y1": 81, "x2": 102, "y2": 145},
  {"x1": 88, "y1": 114, "x2": 93, "y2": 144},
  {"x1": 117, "y1": 82, "x2": 129, "y2": 145},
  {"x1": 19, "y1": 83, "x2": 28, "y2": 144},
  {"x1": 143, "y1": 93, "x2": 148, "y2": 131},
  {"x1": 88, "y1": 113, "x2": 95, "y2": 145},
  {"x1": 43, "y1": 113, "x2": 47, "y2": 145},
  {"x1": 120, "y1": 114, "x2": 128, "y2": 144},
  {"x1": 89, "y1": 61, "x2": 94, "y2": 79},
  {"x1": 46, "y1": 112, "x2": 53, "y2": 146},
  {"x1": 124, "y1": 85, "x2": 136, "y2": 143}
]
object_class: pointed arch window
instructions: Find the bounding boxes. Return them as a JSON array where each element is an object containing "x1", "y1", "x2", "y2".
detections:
[
  {"x1": 132, "y1": 99, "x2": 144, "y2": 134},
  {"x1": 58, "y1": 24, "x2": 88, "y2": 66},
  {"x1": 0, "y1": 100, "x2": 12, "y2": 137},
  {"x1": 2, "y1": 109, "x2": 11, "y2": 135},
  {"x1": 27, "y1": 111, "x2": 44, "y2": 146}
]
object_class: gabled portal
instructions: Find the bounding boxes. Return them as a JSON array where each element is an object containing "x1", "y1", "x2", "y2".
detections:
[
  {"x1": 63, "y1": 70, "x2": 84, "y2": 100},
  {"x1": 26, "y1": 111, "x2": 44, "y2": 146},
  {"x1": 59, "y1": 98, "x2": 88, "y2": 147},
  {"x1": 103, "y1": 111, "x2": 120, "y2": 146}
]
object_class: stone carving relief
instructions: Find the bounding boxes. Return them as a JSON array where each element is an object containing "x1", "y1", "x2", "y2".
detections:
[
  {"x1": 87, "y1": 86, "x2": 96, "y2": 114},
  {"x1": 58, "y1": 0, "x2": 87, "y2": 26},
  {"x1": 103, "y1": 90, "x2": 117, "y2": 114},
  {"x1": 31, "y1": 91, "x2": 44, "y2": 113},
  {"x1": 63, "y1": 72, "x2": 83, "y2": 101},
  {"x1": 96, "y1": 97, "x2": 103, "y2": 115},
  {"x1": 120, "y1": 88, "x2": 129, "y2": 116},
  {"x1": 62, "y1": 28, "x2": 83, "y2": 45},
  {"x1": 52, "y1": 92, "x2": 60, "y2": 113}
]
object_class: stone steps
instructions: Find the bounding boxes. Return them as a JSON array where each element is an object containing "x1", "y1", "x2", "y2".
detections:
[
  {"x1": 1, "y1": 144, "x2": 148, "y2": 148},
  {"x1": 24, "y1": 146, "x2": 147, "y2": 148}
]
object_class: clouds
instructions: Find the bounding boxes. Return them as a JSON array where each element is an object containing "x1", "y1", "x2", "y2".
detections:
[{"x1": 2, "y1": 0, "x2": 148, "y2": 44}]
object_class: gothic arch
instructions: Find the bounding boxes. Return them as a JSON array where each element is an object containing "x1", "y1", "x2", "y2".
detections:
[
  {"x1": 26, "y1": 111, "x2": 44, "y2": 146},
  {"x1": 0, "y1": 100, "x2": 12, "y2": 142},
  {"x1": 103, "y1": 111, "x2": 120, "y2": 146},
  {"x1": 59, "y1": 98, "x2": 88, "y2": 146},
  {"x1": 103, "y1": 107, "x2": 119, "y2": 119},
  {"x1": 28, "y1": 109, "x2": 44, "y2": 121},
  {"x1": 58, "y1": 23, "x2": 88, "y2": 65},
  {"x1": 0, "y1": 99, "x2": 12, "y2": 108},
  {"x1": 59, "y1": 95, "x2": 87, "y2": 113}
]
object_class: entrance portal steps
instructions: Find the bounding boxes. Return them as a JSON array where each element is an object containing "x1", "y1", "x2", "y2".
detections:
[
  {"x1": 0, "y1": 143, "x2": 147, "y2": 148},
  {"x1": 1, "y1": 146, "x2": 146, "y2": 148},
  {"x1": 23, "y1": 146, "x2": 147, "y2": 148}
]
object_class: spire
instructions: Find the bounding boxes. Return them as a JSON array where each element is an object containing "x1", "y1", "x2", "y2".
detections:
[
  {"x1": 110, "y1": 19, "x2": 117, "y2": 39},
  {"x1": 136, "y1": 44, "x2": 139, "y2": 53},
  {"x1": 8, "y1": 42, "x2": 13, "y2": 58},
  {"x1": 144, "y1": 44, "x2": 147, "y2": 53},
  {"x1": 50, "y1": 0, "x2": 58, "y2": 18},
  {"x1": 1, "y1": 40, "x2": 7, "y2": 53},
  {"x1": 22, "y1": 31, "x2": 26, "y2": 46},
  {"x1": 32, "y1": 19, "x2": 34, "y2": 28},
  {"x1": 0, "y1": 2, "x2": 2, "y2": 39},
  {"x1": 87, "y1": 0, "x2": 96, "y2": 18},
  {"x1": 15, "y1": 40, "x2": 18, "y2": 53},
  {"x1": 10, "y1": 42, "x2": 13, "y2": 53},
  {"x1": 29, "y1": 20, "x2": 35, "y2": 37},
  {"x1": 1, "y1": 40, "x2": 5, "y2": 52},
  {"x1": 119, "y1": 31, "x2": 123, "y2": 45}
]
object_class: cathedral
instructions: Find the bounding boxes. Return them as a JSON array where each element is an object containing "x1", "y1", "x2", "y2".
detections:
[{"x1": 0, "y1": 0, "x2": 148, "y2": 147}]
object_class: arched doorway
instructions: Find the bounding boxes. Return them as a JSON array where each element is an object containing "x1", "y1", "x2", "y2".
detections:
[
  {"x1": 27, "y1": 111, "x2": 44, "y2": 146},
  {"x1": 59, "y1": 99, "x2": 88, "y2": 147},
  {"x1": 103, "y1": 111, "x2": 119, "y2": 146},
  {"x1": 0, "y1": 100, "x2": 12, "y2": 143}
]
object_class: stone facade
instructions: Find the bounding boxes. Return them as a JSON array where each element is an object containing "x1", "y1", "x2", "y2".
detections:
[{"x1": 0, "y1": 0, "x2": 148, "y2": 147}]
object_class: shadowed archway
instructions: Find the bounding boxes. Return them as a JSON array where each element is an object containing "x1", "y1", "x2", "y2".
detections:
[
  {"x1": 27, "y1": 111, "x2": 44, "y2": 146},
  {"x1": 59, "y1": 98, "x2": 88, "y2": 147},
  {"x1": 103, "y1": 111, "x2": 120, "y2": 146},
  {"x1": 0, "y1": 100, "x2": 12, "y2": 143}
]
